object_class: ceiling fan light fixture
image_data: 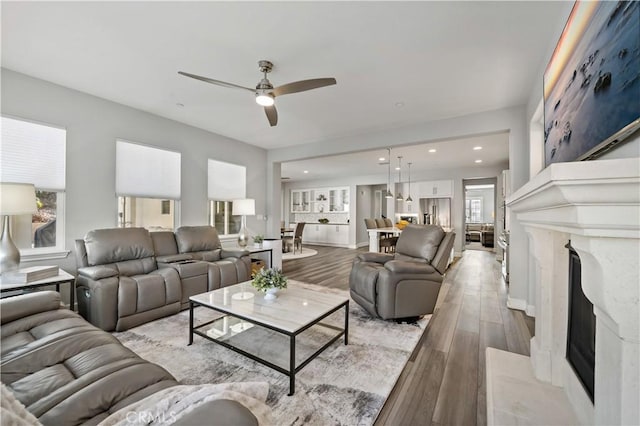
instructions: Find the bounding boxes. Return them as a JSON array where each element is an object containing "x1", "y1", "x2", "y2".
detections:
[{"x1": 255, "y1": 93, "x2": 275, "y2": 107}]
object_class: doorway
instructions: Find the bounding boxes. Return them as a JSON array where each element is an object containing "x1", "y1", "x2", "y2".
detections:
[{"x1": 463, "y1": 178, "x2": 497, "y2": 252}]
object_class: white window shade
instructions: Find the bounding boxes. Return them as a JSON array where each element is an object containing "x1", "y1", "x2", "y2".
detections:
[
  {"x1": 208, "y1": 159, "x2": 246, "y2": 200},
  {"x1": 1, "y1": 116, "x2": 66, "y2": 191},
  {"x1": 116, "y1": 140, "x2": 181, "y2": 199}
]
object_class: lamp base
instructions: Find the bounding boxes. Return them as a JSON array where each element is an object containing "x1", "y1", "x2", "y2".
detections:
[
  {"x1": 0, "y1": 216, "x2": 20, "y2": 274},
  {"x1": 237, "y1": 215, "x2": 249, "y2": 248}
]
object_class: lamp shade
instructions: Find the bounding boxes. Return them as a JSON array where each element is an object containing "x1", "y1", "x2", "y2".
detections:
[
  {"x1": 232, "y1": 199, "x2": 255, "y2": 216},
  {"x1": 0, "y1": 182, "x2": 37, "y2": 215}
]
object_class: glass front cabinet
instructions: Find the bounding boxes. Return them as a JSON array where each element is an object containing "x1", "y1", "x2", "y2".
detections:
[
  {"x1": 291, "y1": 190, "x2": 311, "y2": 212},
  {"x1": 329, "y1": 187, "x2": 349, "y2": 212}
]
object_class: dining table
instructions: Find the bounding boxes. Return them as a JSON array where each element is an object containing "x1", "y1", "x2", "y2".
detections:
[{"x1": 367, "y1": 227, "x2": 403, "y2": 252}]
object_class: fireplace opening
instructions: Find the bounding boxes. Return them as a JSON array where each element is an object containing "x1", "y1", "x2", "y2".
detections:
[{"x1": 566, "y1": 243, "x2": 596, "y2": 402}]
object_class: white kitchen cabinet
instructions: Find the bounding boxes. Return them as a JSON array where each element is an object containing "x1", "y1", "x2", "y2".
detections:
[
  {"x1": 291, "y1": 190, "x2": 311, "y2": 212},
  {"x1": 329, "y1": 187, "x2": 349, "y2": 212},
  {"x1": 417, "y1": 180, "x2": 453, "y2": 198},
  {"x1": 312, "y1": 189, "x2": 329, "y2": 213},
  {"x1": 302, "y1": 224, "x2": 349, "y2": 247}
]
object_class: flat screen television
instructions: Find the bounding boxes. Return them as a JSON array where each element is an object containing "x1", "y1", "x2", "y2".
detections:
[{"x1": 543, "y1": 0, "x2": 640, "y2": 166}]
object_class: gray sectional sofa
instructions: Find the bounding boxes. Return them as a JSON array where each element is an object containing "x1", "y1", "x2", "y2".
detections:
[
  {"x1": 75, "y1": 226, "x2": 251, "y2": 332},
  {"x1": 0, "y1": 291, "x2": 262, "y2": 425}
]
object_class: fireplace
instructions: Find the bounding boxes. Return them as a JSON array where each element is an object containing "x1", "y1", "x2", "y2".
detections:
[
  {"x1": 566, "y1": 243, "x2": 595, "y2": 402},
  {"x1": 495, "y1": 157, "x2": 640, "y2": 425}
]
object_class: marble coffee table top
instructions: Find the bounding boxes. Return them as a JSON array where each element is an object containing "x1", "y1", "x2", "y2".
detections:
[{"x1": 190, "y1": 280, "x2": 348, "y2": 334}]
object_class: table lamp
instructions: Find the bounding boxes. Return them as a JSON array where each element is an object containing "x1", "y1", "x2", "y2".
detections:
[
  {"x1": 0, "y1": 182, "x2": 37, "y2": 273},
  {"x1": 232, "y1": 198, "x2": 255, "y2": 248}
]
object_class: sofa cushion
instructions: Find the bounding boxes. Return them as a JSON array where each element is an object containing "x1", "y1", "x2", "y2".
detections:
[
  {"x1": 175, "y1": 226, "x2": 221, "y2": 254},
  {"x1": 85, "y1": 228, "x2": 155, "y2": 266},
  {"x1": 150, "y1": 231, "x2": 179, "y2": 256},
  {"x1": 395, "y1": 225, "x2": 445, "y2": 262}
]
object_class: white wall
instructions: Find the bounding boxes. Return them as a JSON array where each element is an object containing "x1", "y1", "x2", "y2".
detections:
[
  {"x1": 355, "y1": 185, "x2": 374, "y2": 246},
  {"x1": 1, "y1": 69, "x2": 268, "y2": 279}
]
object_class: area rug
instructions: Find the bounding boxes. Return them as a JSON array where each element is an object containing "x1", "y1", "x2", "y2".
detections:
[
  {"x1": 282, "y1": 248, "x2": 318, "y2": 261},
  {"x1": 113, "y1": 282, "x2": 428, "y2": 425}
]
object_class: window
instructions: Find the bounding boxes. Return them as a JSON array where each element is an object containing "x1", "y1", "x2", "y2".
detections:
[
  {"x1": 208, "y1": 159, "x2": 246, "y2": 236},
  {"x1": 1, "y1": 116, "x2": 66, "y2": 257},
  {"x1": 116, "y1": 140, "x2": 181, "y2": 230},
  {"x1": 465, "y1": 198, "x2": 483, "y2": 223}
]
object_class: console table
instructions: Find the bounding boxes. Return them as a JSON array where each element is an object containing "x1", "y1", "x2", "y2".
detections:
[{"x1": 0, "y1": 269, "x2": 76, "y2": 309}]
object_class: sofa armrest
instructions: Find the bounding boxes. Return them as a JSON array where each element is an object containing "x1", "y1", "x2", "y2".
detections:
[
  {"x1": 77, "y1": 265, "x2": 119, "y2": 280},
  {"x1": 384, "y1": 260, "x2": 436, "y2": 274},
  {"x1": 156, "y1": 254, "x2": 193, "y2": 263},
  {"x1": 1, "y1": 291, "x2": 62, "y2": 325},
  {"x1": 221, "y1": 249, "x2": 250, "y2": 259},
  {"x1": 355, "y1": 252, "x2": 394, "y2": 265}
]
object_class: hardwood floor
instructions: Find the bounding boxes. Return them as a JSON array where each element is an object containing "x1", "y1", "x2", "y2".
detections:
[{"x1": 282, "y1": 244, "x2": 534, "y2": 426}]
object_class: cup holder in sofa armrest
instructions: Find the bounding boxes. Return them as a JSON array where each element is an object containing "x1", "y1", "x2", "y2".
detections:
[{"x1": 160, "y1": 259, "x2": 208, "y2": 279}]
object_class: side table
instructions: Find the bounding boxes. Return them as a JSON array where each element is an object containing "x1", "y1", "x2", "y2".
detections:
[{"x1": 0, "y1": 269, "x2": 76, "y2": 310}]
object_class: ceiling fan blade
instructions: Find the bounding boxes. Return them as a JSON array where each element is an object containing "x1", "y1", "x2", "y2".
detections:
[
  {"x1": 264, "y1": 105, "x2": 278, "y2": 127},
  {"x1": 178, "y1": 71, "x2": 255, "y2": 92},
  {"x1": 272, "y1": 78, "x2": 336, "y2": 97}
]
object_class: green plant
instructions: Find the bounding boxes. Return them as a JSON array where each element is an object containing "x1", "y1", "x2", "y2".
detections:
[
  {"x1": 318, "y1": 218, "x2": 329, "y2": 224},
  {"x1": 253, "y1": 235, "x2": 264, "y2": 244},
  {"x1": 251, "y1": 267, "x2": 288, "y2": 292}
]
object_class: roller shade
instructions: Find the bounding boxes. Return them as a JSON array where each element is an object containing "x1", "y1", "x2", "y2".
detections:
[
  {"x1": 1, "y1": 116, "x2": 66, "y2": 191},
  {"x1": 116, "y1": 140, "x2": 181, "y2": 199},
  {"x1": 208, "y1": 159, "x2": 246, "y2": 200}
]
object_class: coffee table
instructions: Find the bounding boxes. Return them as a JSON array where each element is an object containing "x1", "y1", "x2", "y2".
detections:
[{"x1": 189, "y1": 280, "x2": 349, "y2": 395}]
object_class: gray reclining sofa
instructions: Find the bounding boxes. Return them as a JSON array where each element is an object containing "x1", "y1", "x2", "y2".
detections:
[
  {"x1": 0, "y1": 291, "x2": 260, "y2": 425},
  {"x1": 75, "y1": 226, "x2": 250, "y2": 332}
]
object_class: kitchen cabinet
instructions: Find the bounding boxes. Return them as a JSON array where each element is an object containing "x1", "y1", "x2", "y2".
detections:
[
  {"x1": 329, "y1": 187, "x2": 349, "y2": 212},
  {"x1": 417, "y1": 180, "x2": 453, "y2": 198},
  {"x1": 302, "y1": 224, "x2": 349, "y2": 247},
  {"x1": 291, "y1": 190, "x2": 311, "y2": 212},
  {"x1": 312, "y1": 189, "x2": 329, "y2": 213}
]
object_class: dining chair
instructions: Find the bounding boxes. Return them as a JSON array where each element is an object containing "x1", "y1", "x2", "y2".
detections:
[{"x1": 283, "y1": 222, "x2": 306, "y2": 254}]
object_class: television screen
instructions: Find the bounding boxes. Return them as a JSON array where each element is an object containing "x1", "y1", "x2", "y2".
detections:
[{"x1": 543, "y1": 1, "x2": 640, "y2": 166}]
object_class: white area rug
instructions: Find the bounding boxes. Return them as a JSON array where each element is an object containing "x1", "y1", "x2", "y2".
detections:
[
  {"x1": 114, "y1": 282, "x2": 428, "y2": 425},
  {"x1": 282, "y1": 248, "x2": 318, "y2": 260}
]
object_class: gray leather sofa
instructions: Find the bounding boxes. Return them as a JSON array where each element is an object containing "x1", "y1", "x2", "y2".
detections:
[
  {"x1": 349, "y1": 224, "x2": 455, "y2": 320},
  {"x1": 0, "y1": 291, "x2": 260, "y2": 425},
  {"x1": 75, "y1": 226, "x2": 251, "y2": 332}
]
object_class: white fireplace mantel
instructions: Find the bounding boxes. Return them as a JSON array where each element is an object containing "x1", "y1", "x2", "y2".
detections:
[{"x1": 497, "y1": 158, "x2": 640, "y2": 425}]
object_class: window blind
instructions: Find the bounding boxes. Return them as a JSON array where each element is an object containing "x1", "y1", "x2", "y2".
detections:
[
  {"x1": 116, "y1": 140, "x2": 181, "y2": 199},
  {"x1": 1, "y1": 116, "x2": 66, "y2": 191},
  {"x1": 208, "y1": 159, "x2": 246, "y2": 200}
]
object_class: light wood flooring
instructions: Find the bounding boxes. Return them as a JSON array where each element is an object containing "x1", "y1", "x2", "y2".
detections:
[{"x1": 282, "y1": 244, "x2": 534, "y2": 426}]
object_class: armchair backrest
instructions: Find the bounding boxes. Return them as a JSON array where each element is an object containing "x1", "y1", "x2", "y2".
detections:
[{"x1": 395, "y1": 224, "x2": 445, "y2": 263}]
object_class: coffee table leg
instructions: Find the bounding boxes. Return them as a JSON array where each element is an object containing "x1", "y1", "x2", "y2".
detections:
[
  {"x1": 188, "y1": 301, "x2": 194, "y2": 346},
  {"x1": 344, "y1": 301, "x2": 349, "y2": 345},
  {"x1": 289, "y1": 335, "x2": 296, "y2": 396}
]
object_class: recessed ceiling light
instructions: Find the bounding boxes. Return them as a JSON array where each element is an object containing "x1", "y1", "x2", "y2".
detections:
[
  {"x1": 395, "y1": 102, "x2": 404, "y2": 108},
  {"x1": 475, "y1": 159, "x2": 483, "y2": 163},
  {"x1": 473, "y1": 146, "x2": 483, "y2": 150},
  {"x1": 303, "y1": 170, "x2": 309, "y2": 174},
  {"x1": 379, "y1": 157, "x2": 385, "y2": 161},
  {"x1": 428, "y1": 149, "x2": 437, "y2": 153},
  {"x1": 176, "y1": 103, "x2": 184, "y2": 107}
]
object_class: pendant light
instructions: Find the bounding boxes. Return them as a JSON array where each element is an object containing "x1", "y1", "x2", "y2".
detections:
[
  {"x1": 396, "y1": 156, "x2": 404, "y2": 201},
  {"x1": 406, "y1": 162, "x2": 413, "y2": 203},
  {"x1": 385, "y1": 148, "x2": 394, "y2": 198}
]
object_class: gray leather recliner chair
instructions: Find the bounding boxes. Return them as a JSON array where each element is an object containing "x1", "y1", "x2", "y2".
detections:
[{"x1": 349, "y1": 224, "x2": 455, "y2": 320}]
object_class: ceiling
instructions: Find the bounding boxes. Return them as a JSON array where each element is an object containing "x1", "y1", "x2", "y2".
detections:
[
  {"x1": 1, "y1": 1, "x2": 569, "y2": 154},
  {"x1": 281, "y1": 132, "x2": 509, "y2": 182}
]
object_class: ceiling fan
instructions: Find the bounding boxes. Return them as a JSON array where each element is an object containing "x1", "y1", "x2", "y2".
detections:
[{"x1": 178, "y1": 60, "x2": 336, "y2": 127}]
